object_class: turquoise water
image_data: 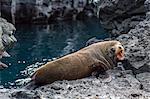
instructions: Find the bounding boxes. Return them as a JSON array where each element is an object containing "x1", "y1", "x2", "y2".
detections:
[{"x1": 0, "y1": 18, "x2": 110, "y2": 87}]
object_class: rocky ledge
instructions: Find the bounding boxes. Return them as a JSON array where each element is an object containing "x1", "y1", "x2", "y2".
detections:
[
  {"x1": 110, "y1": 0, "x2": 150, "y2": 71},
  {"x1": 98, "y1": 0, "x2": 146, "y2": 36},
  {"x1": 0, "y1": 17, "x2": 17, "y2": 69},
  {"x1": 0, "y1": 68, "x2": 150, "y2": 99}
]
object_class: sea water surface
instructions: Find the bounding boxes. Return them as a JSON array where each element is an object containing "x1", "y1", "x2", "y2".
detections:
[{"x1": 0, "y1": 18, "x2": 110, "y2": 88}]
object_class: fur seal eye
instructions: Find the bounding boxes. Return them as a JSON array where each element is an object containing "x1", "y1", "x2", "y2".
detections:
[{"x1": 118, "y1": 46, "x2": 122, "y2": 49}]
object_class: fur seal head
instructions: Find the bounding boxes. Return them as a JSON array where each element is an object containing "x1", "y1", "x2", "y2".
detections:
[{"x1": 108, "y1": 41, "x2": 125, "y2": 63}]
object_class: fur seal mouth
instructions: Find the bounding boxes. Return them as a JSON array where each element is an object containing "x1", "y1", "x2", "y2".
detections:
[
  {"x1": 114, "y1": 43, "x2": 125, "y2": 61},
  {"x1": 117, "y1": 51, "x2": 125, "y2": 61},
  {"x1": 117, "y1": 52, "x2": 125, "y2": 60}
]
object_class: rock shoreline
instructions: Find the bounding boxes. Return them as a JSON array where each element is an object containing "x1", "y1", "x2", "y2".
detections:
[
  {"x1": 0, "y1": 0, "x2": 150, "y2": 99},
  {"x1": 1, "y1": 0, "x2": 96, "y2": 24}
]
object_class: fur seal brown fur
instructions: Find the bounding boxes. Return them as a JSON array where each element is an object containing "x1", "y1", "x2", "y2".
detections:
[{"x1": 31, "y1": 40, "x2": 125, "y2": 86}]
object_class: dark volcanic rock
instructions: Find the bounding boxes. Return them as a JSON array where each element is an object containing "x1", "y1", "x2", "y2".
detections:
[
  {"x1": 98, "y1": 0, "x2": 146, "y2": 35},
  {"x1": 96, "y1": 0, "x2": 150, "y2": 71},
  {"x1": 0, "y1": 0, "x2": 97, "y2": 24},
  {"x1": 11, "y1": 90, "x2": 41, "y2": 99},
  {"x1": 136, "y1": 72, "x2": 150, "y2": 92},
  {"x1": 1, "y1": 69, "x2": 150, "y2": 99},
  {"x1": 0, "y1": 17, "x2": 17, "y2": 69},
  {"x1": 117, "y1": 19, "x2": 150, "y2": 69}
]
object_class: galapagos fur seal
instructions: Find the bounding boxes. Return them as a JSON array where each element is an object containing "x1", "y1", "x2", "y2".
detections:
[{"x1": 29, "y1": 40, "x2": 125, "y2": 87}]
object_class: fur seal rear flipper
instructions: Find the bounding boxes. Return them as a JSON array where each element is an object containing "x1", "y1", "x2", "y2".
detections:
[{"x1": 24, "y1": 81, "x2": 38, "y2": 90}]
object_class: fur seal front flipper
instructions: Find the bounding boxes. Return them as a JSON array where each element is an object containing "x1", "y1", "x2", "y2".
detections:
[{"x1": 91, "y1": 61, "x2": 112, "y2": 82}]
